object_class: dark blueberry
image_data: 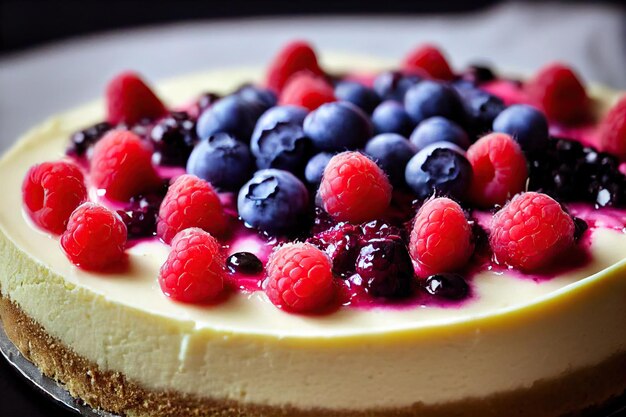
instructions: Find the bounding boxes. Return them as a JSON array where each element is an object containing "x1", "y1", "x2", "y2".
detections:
[
  {"x1": 334, "y1": 81, "x2": 381, "y2": 113},
  {"x1": 457, "y1": 88, "x2": 505, "y2": 137},
  {"x1": 226, "y1": 252, "x2": 264, "y2": 275},
  {"x1": 236, "y1": 85, "x2": 277, "y2": 110},
  {"x1": 364, "y1": 133, "x2": 417, "y2": 186},
  {"x1": 150, "y1": 111, "x2": 197, "y2": 166},
  {"x1": 308, "y1": 222, "x2": 361, "y2": 278},
  {"x1": 409, "y1": 116, "x2": 470, "y2": 151},
  {"x1": 196, "y1": 95, "x2": 262, "y2": 142},
  {"x1": 371, "y1": 100, "x2": 415, "y2": 136},
  {"x1": 305, "y1": 152, "x2": 334, "y2": 185},
  {"x1": 67, "y1": 122, "x2": 112, "y2": 157},
  {"x1": 303, "y1": 101, "x2": 373, "y2": 152},
  {"x1": 237, "y1": 169, "x2": 310, "y2": 235},
  {"x1": 373, "y1": 71, "x2": 422, "y2": 102},
  {"x1": 423, "y1": 273, "x2": 469, "y2": 300},
  {"x1": 573, "y1": 217, "x2": 589, "y2": 241},
  {"x1": 186, "y1": 133, "x2": 253, "y2": 191},
  {"x1": 493, "y1": 104, "x2": 549, "y2": 152},
  {"x1": 355, "y1": 238, "x2": 414, "y2": 298},
  {"x1": 404, "y1": 80, "x2": 465, "y2": 125},
  {"x1": 252, "y1": 105, "x2": 309, "y2": 141},
  {"x1": 405, "y1": 143, "x2": 472, "y2": 201},
  {"x1": 461, "y1": 64, "x2": 496, "y2": 85},
  {"x1": 251, "y1": 122, "x2": 311, "y2": 174},
  {"x1": 117, "y1": 194, "x2": 163, "y2": 239},
  {"x1": 196, "y1": 92, "x2": 221, "y2": 113}
]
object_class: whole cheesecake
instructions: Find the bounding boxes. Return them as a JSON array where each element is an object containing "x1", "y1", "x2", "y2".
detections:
[{"x1": 0, "y1": 44, "x2": 625, "y2": 417}]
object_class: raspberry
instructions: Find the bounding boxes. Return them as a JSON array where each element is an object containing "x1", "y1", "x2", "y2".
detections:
[
  {"x1": 266, "y1": 40, "x2": 325, "y2": 93},
  {"x1": 490, "y1": 192, "x2": 575, "y2": 271},
  {"x1": 159, "y1": 228, "x2": 226, "y2": 303},
  {"x1": 157, "y1": 174, "x2": 227, "y2": 244},
  {"x1": 264, "y1": 242, "x2": 334, "y2": 313},
  {"x1": 279, "y1": 72, "x2": 335, "y2": 111},
  {"x1": 402, "y1": 44, "x2": 454, "y2": 81},
  {"x1": 526, "y1": 63, "x2": 590, "y2": 124},
  {"x1": 597, "y1": 95, "x2": 626, "y2": 160},
  {"x1": 319, "y1": 152, "x2": 392, "y2": 223},
  {"x1": 22, "y1": 161, "x2": 87, "y2": 234},
  {"x1": 105, "y1": 71, "x2": 167, "y2": 125},
  {"x1": 467, "y1": 133, "x2": 528, "y2": 207},
  {"x1": 60, "y1": 203, "x2": 127, "y2": 270},
  {"x1": 409, "y1": 197, "x2": 474, "y2": 276},
  {"x1": 90, "y1": 130, "x2": 161, "y2": 201}
]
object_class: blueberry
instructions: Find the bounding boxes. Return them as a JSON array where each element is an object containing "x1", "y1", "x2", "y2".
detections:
[
  {"x1": 334, "y1": 81, "x2": 381, "y2": 113},
  {"x1": 196, "y1": 92, "x2": 221, "y2": 113},
  {"x1": 196, "y1": 95, "x2": 262, "y2": 142},
  {"x1": 493, "y1": 104, "x2": 549, "y2": 152},
  {"x1": 364, "y1": 133, "x2": 417, "y2": 186},
  {"x1": 405, "y1": 143, "x2": 472, "y2": 200},
  {"x1": 355, "y1": 238, "x2": 414, "y2": 298},
  {"x1": 371, "y1": 100, "x2": 415, "y2": 136},
  {"x1": 236, "y1": 84, "x2": 277, "y2": 110},
  {"x1": 251, "y1": 122, "x2": 311, "y2": 174},
  {"x1": 423, "y1": 273, "x2": 469, "y2": 300},
  {"x1": 303, "y1": 101, "x2": 373, "y2": 152},
  {"x1": 226, "y1": 252, "x2": 264, "y2": 275},
  {"x1": 252, "y1": 105, "x2": 309, "y2": 144},
  {"x1": 456, "y1": 87, "x2": 505, "y2": 136},
  {"x1": 116, "y1": 194, "x2": 163, "y2": 239},
  {"x1": 305, "y1": 152, "x2": 334, "y2": 185},
  {"x1": 409, "y1": 116, "x2": 470, "y2": 151},
  {"x1": 373, "y1": 71, "x2": 422, "y2": 102},
  {"x1": 150, "y1": 112, "x2": 197, "y2": 166},
  {"x1": 404, "y1": 80, "x2": 465, "y2": 124},
  {"x1": 237, "y1": 169, "x2": 310, "y2": 235},
  {"x1": 461, "y1": 64, "x2": 496, "y2": 85},
  {"x1": 67, "y1": 122, "x2": 112, "y2": 157},
  {"x1": 186, "y1": 133, "x2": 253, "y2": 191}
]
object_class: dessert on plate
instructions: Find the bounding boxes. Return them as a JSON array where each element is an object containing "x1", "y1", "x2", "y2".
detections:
[{"x1": 0, "y1": 41, "x2": 625, "y2": 417}]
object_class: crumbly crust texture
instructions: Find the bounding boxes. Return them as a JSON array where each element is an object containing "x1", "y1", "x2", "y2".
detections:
[{"x1": 1, "y1": 293, "x2": 625, "y2": 417}]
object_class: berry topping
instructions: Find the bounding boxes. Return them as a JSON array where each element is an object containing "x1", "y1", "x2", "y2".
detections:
[
  {"x1": 492, "y1": 104, "x2": 549, "y2": 152},
  {"x1": 364, "y1": 133, "x2": 417, "y2": 186},
  {"x1": 334, "y1": 81, "x2": 381, "y2": 113},
  {"x1": 319, "y1": 152, "x2": 392, "y2": 223},
  {"x1": 149, "y1": 111, "x2": 197, "y2": 166},
  {"x1": 455, "y1": 86, "x2": 506, "y2": 136},
  {"x1": 264, "y1": 242, "x2": 334, "y2": 313},
  {"x1": 402, "y1": 44, "x2": 454, "y2": 81},
  {"x1": 60, "y1": 203, "x2": 127, "y2": 270},
  {"x1": 251, "y1": 122, "x2": 311, "y2": 174},
  {"x1": 526, "y1": 63, "x2": 590, "y2": 124},
  {"x1": 237, "y1": 169, "x2": 310, "y2": 235},
  {"x1": 266, "y1": 40, "x2": 324, "y2": 93},
  {"x1": 279, "y1": 72, "x2": 335, "y2": 111},
  {"x1": 105, "y1": 71, "x2": 167, "y2": 126},
  {"x1": 308, "y1": 222, "x2": 361, "y2": 278},
  {"x1": 409, "y1": 197, "x2": 474, "y2": 276},
  {"x1": 196, "y1": 94, "x2": 263, "y2": 142},
  {"x1": 404, "y1": 80, "x2": 464, "y2": 125},
  {"x1": 304, "y1": 152, "x2": 334, "y2": 186},
  {"x1": 404, "y1": 143, "x2": 472, "y2": 201},
  {"x1": 159, "y1": 228, "x2": 225, "y2": 303},
  {"x1": 467, "y1": 132, "x2": 528, "y2": 207},
  {"x1": 490, "y1": 192, "x2": 576, "y2": 271},
  {"x1": 423, "y1": 273, "x2": 469, "y2": 300},
  {"x1": 355, "y1": 237, "x2": 414, "y2": 298},
  {"x1": 117, "y1": 193, "x2": 164, "y2": 239},
  {"x1": 252, "y1": 105, "x2": 309, "y2": 143},
  {"x1": 373, "y1": 71, "x2": 422, "y2": 102},
  {"x1": 157, "y1": 175, "x2": 227, "y2": 244},
  {"x1": 597, "y1": 95, "x2": 626, "y2": 160},
  {"x1": 303, "y1": 101, "x2": 373, "y2": 152},
  {"x1": 67, "y1": 122, "x2": 112, "y2": 157},
  {"x1": 410, "y1": 116, "x2": 470, "y2": 151},
  {"x1": 371, "y1": 100, "x2": 415, "y2": 137},
  {"x1": 22, "y1": 161, "x2": 88, "y2": 234},
  {"x1": 186, "y1": 133, "x2": 253, "y2": 191},
  {"x1": 226, "y1": 252, "x2": 264, "y2": 275},
  {"x1": 90, "y1": 130, "x2": 161, "y2": 201}
]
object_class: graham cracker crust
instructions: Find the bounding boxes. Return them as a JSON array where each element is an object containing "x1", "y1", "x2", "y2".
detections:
[{"x1": 0, "y1": 294, "x2": 624, "y2": 417}]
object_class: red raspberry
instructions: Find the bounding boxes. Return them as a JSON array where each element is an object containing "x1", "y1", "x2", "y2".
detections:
[
  {"x1": 60, "y1": 203, "x2": 127, "y2": 270},
  {"x1": 266, "y1": 40, "x2": 325, "y2": 93},
  {"x1": 490, "y1": 192, "x2": 575, "y2": 271},
  {"x1": 402, "y1": 44, "x2": 454, "y2": 81},
  {"x1": 264, "y1": 242, "x2": 334, "y2": 313},
  {"x1": 105, "y1": 71, "x2": 167, "y2": 125},
  {"x1": 90, "y1": 130, "x2": 161, "y2": 201},
  {"x1": 157, "y1": 174, "x2": 227, "y2": 244},
  {"x1": 159, "y1": 228, "x2": 226, "y2": 303},
  {"x1": 526, "y1": 63, "x2": 590, "y2": 124},
  {"x1": 409, "y1": 197, "x2": 473, "y2": 276},
  {"x1": 279, "y1": 72, "x2": 335, "y2": 111},
  {"x1": 22, "y1": 161, "x2": 87, "y2": 234},
  {"x1": 467, "y1": 133, "x2": 528, "y2": 208},
  {"x1": 319, "y1": 152, "x2": 392, "y2": 224},
  {"x1": 597, "y1": 95, "x2": 626, "y2": 160}
]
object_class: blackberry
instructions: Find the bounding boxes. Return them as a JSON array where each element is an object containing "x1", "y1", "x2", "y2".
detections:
[
  {"x1": 67, "y1": 122, "x2": 112, "y2": 157},
  {"x1": 150, "y1": 111, "x2": 197, "y2": 166},
  {"x1": 423, "y1": 273, "x2": 469, "y2": 300},
  {"x1": 117, "y1": 193, "x2": 163, "y2": 239}
]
